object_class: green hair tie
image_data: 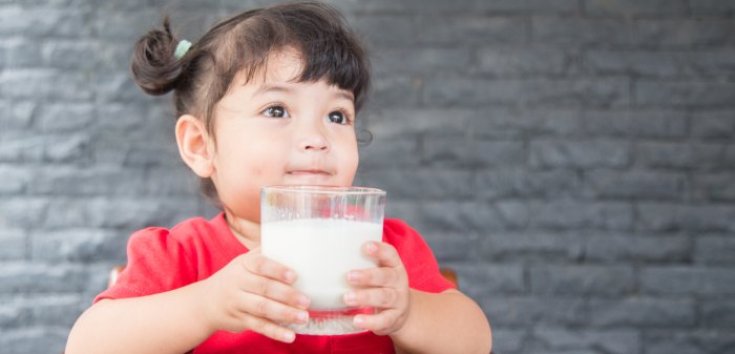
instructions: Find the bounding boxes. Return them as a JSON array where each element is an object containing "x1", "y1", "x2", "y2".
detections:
[{"x1": 174, "y1": 39, "x2": 192, "y2": 60}]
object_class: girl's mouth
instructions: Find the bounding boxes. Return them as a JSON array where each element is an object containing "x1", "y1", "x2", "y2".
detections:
[{"x1": 287, "y1": 170, "x2": 331, "y2": 176}]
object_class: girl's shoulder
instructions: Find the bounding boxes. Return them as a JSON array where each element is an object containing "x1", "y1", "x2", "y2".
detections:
[
  {"x1": 126, "y1": 213, "x2": 234, "y2": 260},
  {"x1": 130, "y1": 213, "x2": 226, "y2": 242},
  {"x1": 382, "y1": 218, "x2": 454, "y2": 292},
  {"x1": 382, "y1": 218, "x2": 430, "y2": 250},
  {"x1": 383, "y1": 217, "x2": 421, "y2": 236}
]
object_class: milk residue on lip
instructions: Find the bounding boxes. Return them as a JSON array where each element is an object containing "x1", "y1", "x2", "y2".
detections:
[{"x1": 261, "y1": 218, "x2": 383, "y2": 310}]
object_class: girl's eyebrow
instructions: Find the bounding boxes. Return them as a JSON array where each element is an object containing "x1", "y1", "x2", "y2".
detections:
[
  {"x1": 253, "y1": 83, "x2": 354, "y2": 102},
  {"x1": 335, "y1": 91, "x2": 355, "y2": 102},
  {"x1": 253, "y1": 84, "x2": 293, "y2": 97}
]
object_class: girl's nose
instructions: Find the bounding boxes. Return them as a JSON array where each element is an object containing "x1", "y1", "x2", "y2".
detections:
[
  {"x1": 300, "y1": 136, "x2": 329, "y2": 151},
  {"x1": 297, "y1": 122, "x2": 329, "y2": 152}
]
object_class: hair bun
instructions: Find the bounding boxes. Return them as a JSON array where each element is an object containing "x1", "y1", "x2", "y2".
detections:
[{"x1": 131, "y1": 17, "x2": 183, "y2": 96}]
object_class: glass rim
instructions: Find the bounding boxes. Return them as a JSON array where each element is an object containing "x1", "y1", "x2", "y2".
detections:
[{"x1": 262, "y1": 185, "x2": 385, "y2": 196}]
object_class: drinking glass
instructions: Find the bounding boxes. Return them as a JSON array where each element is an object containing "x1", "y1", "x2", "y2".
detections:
[{"x1": 261, "y1": 185, "x2": 386, "y2": 335}]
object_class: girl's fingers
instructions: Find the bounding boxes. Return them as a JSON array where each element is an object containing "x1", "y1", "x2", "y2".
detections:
[
  {"x1": 347, "y1": 267, "x2": 399, "y2": 288},
  {"x1": 349, "y1": 242, "x2": 406, "y2": 288},
  {"x1": 241, "y1": 275, "x2": 311, "y2": 310},
  {"x1": 239, "y1": 291, "x2": 310, "y2": 327},
  {"x1": 343, "y1": 287, "x2": 399, "y2": 309},
  {"x1": 240, "y1": 253, "x2": 297, "y2": 285},
  {"x1": 362, "y1": 242, "x2": 402, "y2": 268},
  {"x1": 352, "y1": 311, "x2": 396, "y2": 335},
  {"x1": 241, "y1": 314, "x2": 298, "y2": 343}
]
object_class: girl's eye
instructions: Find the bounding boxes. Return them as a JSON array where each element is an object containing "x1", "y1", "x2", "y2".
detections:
[
  {"x1": 328, "y1": 111, "x2": 349, "y2": 125},
  {"x1": 263, "y1": 105, "x2": 288, "y2": 118}
]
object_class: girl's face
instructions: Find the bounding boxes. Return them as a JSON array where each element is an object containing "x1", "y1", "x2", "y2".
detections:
[{"x1": 207, "y1": 48, "x2": 359, "y2": 222}]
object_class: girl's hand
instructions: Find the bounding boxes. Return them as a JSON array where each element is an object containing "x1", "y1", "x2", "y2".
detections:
[
  {"x1": 343, "y1": 241, "x2": 410, "y2": 335},
  {"x1": 200, "y1": 248, "x2": 311, "y2": 343}
]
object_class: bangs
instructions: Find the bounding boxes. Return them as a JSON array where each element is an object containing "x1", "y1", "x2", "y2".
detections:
[
  {"x1": 292, "y1": 16, "x2": 369, "y2": 109},
  {"x1": 230, "y1": 4, "x2": 370, "y2": 111}
]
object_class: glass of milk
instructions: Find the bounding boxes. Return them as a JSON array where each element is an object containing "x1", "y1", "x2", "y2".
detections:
[{"x1": 261, "y1": 186, "x2": 386, "y2": 335}]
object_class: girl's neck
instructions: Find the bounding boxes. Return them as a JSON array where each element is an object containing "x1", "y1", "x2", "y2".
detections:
[{"x1": 223, "y1": 208, "x2": 261, "y2": 250}]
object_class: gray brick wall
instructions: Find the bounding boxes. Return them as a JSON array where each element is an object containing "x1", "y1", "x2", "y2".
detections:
[{"x1": 1, "y1": 0, "x2": 734, "y2": 353}]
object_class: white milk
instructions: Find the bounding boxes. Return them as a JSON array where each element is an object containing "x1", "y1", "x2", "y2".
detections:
[{"x1": 261, "y1": 218, "x2": 383, "y2": 310}]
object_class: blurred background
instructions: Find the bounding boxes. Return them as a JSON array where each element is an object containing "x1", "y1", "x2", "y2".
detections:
[{"x1": 1, "y1": 0, "x2": 734, "y2": 353}]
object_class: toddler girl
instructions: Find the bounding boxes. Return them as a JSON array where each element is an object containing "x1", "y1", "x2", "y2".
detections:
[{"x1": 66, "y1": 2, "x2": 491, "y2": 353}]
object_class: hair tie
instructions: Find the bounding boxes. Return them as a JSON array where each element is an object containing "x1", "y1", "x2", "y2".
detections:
[{"x1": 174, "y1": 39, "x2": 192, "y2": 59}]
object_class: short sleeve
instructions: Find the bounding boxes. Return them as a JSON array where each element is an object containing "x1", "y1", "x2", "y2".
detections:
[
  {"x1": 382, "y1": 219, "x2": 455, "y2": 293},
  {"x1": 94, "y1": 227, "x2": 195, "y2": 303}
]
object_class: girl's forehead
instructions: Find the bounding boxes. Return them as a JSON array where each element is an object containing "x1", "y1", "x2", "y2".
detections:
[
  {"x1": 263, "y1": 49, "x2": 306, "y2": 84},
  {"x1": 241, "y1": 47, "x2": 305, "y2": 86}
]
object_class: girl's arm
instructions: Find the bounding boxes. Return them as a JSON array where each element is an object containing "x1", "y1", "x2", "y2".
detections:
[
  {"x1": 65, "y1": 281, "x2": 213, "y2": 354},
  {"x1": 345, "y1": 242, "x2": 492, "y2": 354},
  {"x1": 391, "y1": 289, "x2": 492, "y2": 354},
  {"x1": 66, "y1": 251, "x2": 310, "y2": 354}
]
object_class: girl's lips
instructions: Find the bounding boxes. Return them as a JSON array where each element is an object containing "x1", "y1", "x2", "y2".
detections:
[
  {"x1": 287, "y1": 170, "x2": 331, "y2": 175},
  {"x1": 284, "y1": 170, "x2": 333, "y2": 184}
]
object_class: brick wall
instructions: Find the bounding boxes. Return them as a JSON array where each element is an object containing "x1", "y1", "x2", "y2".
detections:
[{"x1": 1, "y1": 1, "x2": 734, "y2": 353}]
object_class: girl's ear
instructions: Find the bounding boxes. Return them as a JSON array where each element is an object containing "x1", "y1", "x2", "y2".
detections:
[{"x1": 175, "y1": 115, "x2": 215, "y2": 178}]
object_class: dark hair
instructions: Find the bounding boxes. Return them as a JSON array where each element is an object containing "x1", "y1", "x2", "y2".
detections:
[{"x1": 130, "y1": 1, "x2": 371, "y2": 203}]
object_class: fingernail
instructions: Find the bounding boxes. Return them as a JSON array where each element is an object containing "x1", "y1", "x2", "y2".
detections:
[
  {"x1": 282, "y1": 330, "x2": 295, "y2": 342},
  {"x1": 284, "y1": 270, "x2": 295, "y2": 283},
  {"x1": 354, "y1": 315, "x2": 365, "y2": 326},
  {"x1": 366, "y1": 242, "x2": 378, "y2": 254},
  {"x1": 298, "y1": 295, "x2": 311, "y2": 309},
  {"x1": 344, "y1": 292, "x2": 357, "y2": 306},
  {"x1": 297, "y1": 311, "x2": 309, "y2": 323},
  {"x1": 347, "y1": 271, "x2": 361, "y2": 283}
]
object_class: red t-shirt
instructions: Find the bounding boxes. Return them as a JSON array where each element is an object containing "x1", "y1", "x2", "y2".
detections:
[{"x1": 95, "y1": 213, "x2": 454, "y2": 354}]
